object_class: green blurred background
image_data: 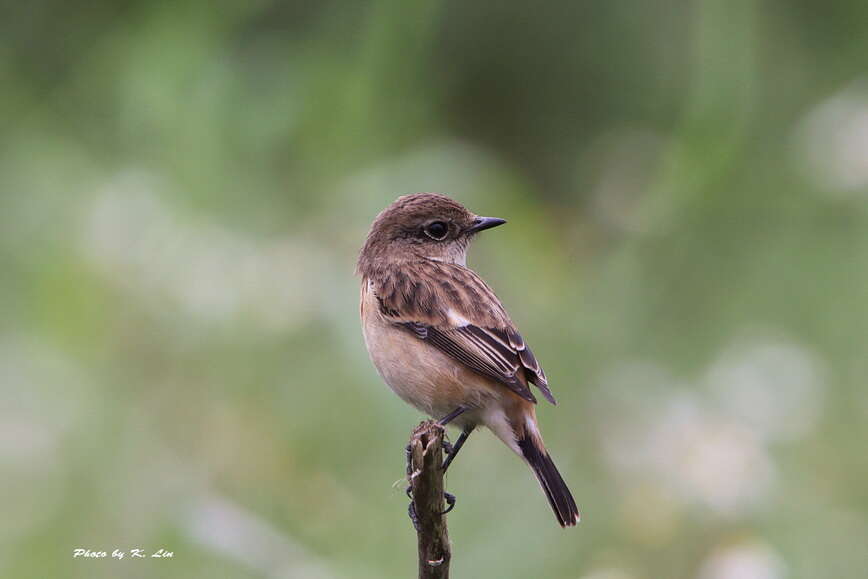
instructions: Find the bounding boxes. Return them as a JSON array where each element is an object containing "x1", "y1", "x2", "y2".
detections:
[{"x1": 2, "y1": 1, "x2": 867, "y2": 578}]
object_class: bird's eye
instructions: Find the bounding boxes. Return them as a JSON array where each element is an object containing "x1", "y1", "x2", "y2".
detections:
[{"x1": 424, "y1": 221, "x2": 449, "y2": 240}]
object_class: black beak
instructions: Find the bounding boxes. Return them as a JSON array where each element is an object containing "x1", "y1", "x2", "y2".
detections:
[{"x1": 467, "y1": 216, "x2": 507, "y2": 234}]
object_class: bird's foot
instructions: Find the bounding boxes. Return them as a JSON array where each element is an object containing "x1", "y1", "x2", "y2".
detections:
[
  {"x1": 441, "y1": 439, "x2": 454, "y2": 456},
  {"x1": 408, "y1": 496, "x2": 420, "y2": 531},
  {"x1": 442, "y1": 492, "x2": 456, "y2": 515},
  {"x1": 406, "y1": 486, "x2": 457, "y2": 528}
]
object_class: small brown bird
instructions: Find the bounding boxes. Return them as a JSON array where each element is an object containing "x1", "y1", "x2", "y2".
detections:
[{"x1": 357, "y1": 193, "x2": 579, "y2": 527}]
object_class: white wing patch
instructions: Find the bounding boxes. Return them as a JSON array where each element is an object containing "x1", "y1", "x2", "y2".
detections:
[{"x1": 446, "y1": 308, "x2": 471, "y2": 327}]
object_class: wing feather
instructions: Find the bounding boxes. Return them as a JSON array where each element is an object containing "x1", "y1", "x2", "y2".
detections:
[{"x1": 372, "y1": 260, "x2": 556, "y2": 405}]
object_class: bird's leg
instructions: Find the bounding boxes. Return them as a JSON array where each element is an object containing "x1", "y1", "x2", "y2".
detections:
[
  {"x1": 437, "y1": 406, "x2": 467, "y2": 426},
  {"x1": 442, "y1": 426, "x2": 474, "y2": 472}
]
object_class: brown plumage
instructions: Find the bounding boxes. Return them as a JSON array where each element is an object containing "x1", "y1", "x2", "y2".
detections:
[{"x1": 357, "y1": 193, "x2": 579, "y2": 527}]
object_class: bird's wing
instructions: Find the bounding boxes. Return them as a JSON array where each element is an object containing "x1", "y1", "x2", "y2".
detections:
[{"x1": 370, "y1": 260, "x2": 555, "y2": 405}]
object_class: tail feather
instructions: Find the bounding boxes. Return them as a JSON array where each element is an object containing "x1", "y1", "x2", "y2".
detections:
[{"x1": 517, "y1": 437, "x2": 580, "y2": 527}]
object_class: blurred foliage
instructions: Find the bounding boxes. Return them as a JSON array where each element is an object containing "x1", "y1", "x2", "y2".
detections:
[{"x1": 2, "y1": 1, "x2": 867, "y2": 578}]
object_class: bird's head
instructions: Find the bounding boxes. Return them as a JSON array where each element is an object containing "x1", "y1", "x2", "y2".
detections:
[{"x1": 357, "y1": 193, "x2": 506, "y2": 274}]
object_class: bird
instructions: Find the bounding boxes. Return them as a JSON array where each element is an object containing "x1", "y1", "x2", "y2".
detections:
[{"x1": 356, "y1": 193, "x2": 579, "y2": 527}]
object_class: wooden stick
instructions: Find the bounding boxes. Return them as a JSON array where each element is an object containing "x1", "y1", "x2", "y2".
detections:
[{"x1": 407, "y1": 420, "x2": 451, "y2": 579}]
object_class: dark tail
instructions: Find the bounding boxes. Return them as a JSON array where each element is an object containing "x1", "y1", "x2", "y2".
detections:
[{"x1": 517, "y1": 436, "x2": 580, "y2": 527}]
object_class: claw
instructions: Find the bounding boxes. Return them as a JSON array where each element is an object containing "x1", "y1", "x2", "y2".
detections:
[
  {"x1": 408, "y1": 501, "x2": 420, "y2": 531},
  {"x1": 441, "y1": 492, "x2": 456, "y2": 515},
  {"x1": 405, "y1": 429, "x2": 458, "y2": 526},
  {"x1": 407, "y1": 485, "x2": 457, "y2": 518}
]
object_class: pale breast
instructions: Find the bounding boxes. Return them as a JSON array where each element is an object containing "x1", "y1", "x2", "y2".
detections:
[{"x1": 360, "y1": 280, "x2": 501, "y2": 421}]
